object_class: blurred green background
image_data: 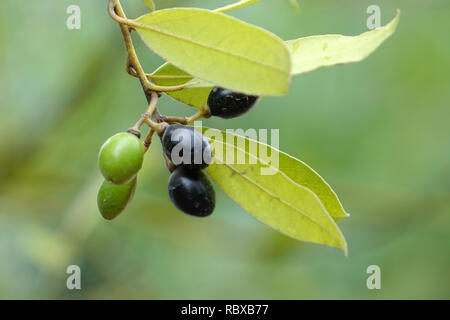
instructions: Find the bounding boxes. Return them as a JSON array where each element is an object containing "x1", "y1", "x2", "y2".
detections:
[{"x1": 0, "y1": 0, "x2": 449, "y2": 299}]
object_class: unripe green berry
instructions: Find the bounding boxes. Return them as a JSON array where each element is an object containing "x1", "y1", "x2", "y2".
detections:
[
  {"x1": 97, "y1": 178, "x2": 137, "y2": 220},
  {"x1": 98, "y1": 132, "x2": 144, "y2": 185}
]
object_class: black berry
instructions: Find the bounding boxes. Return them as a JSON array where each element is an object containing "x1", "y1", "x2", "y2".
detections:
[
  {"x1": 162, "y1": 124, "x2": 212, "y2": 170},
  {"x1": 168, "y1": 167, "x2": 215, "y2": 217},
  {"x1": 207, "y1": 87, "x2": 259, "y2": 119}
]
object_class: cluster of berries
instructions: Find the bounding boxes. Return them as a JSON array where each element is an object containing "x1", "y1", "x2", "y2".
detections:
[{"x1": 97, "y1": 87, "x2": 258, "y2": 220}]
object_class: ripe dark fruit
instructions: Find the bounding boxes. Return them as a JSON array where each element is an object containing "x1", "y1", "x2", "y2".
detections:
[
  {"x1": 168, "y1": 167, "x2": 215, "y2": 217},
  {"x1": 97, "y1": 178, "x2": 137, "y2": 220},
  {"x1": 162, "y1": 124, "x2": 212, "y2": 170},
  {"x1": 98, "y1": 132, "x2": 144, "y2": 185},
  {"x1": 207, "y1": 87, "x2": 259, "y2": 119}
]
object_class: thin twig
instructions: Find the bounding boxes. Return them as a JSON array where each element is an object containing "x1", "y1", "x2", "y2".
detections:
[
  {"x1": 160, "y1": 105, "x2": 211, "y2": 125},
  {"x1": 108, "y1": 0, "x2": 189, "y2": 93},
  {"x1": 143, "y1": 129, "x2": 155, "y2": 152}
]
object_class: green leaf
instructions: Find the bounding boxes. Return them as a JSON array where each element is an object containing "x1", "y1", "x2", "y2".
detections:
[
  {"x1": 143, "y1": 0, "x2": 155, "y2": 11},
  {"x1": 133, "y1": 8, "x2": 291, "y2": 96},
  {"x1": 215, "y1": 0, "x2": 262, "y2": 13},
  {"x1": 151, "y1": 63, "x2": 213, "y2": 108},
  {"x1": 286, "y1": 10, "x2": 400, "y2": 75},
  {"x1": 200, "y1": 127, "x2": 348, "y2": 254}
]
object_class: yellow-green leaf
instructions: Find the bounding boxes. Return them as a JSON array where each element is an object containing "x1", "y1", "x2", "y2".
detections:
[
  {"x1": 133, "y1": 8, "x2": 291, "y2": 96},
  {"x1": 152, "y1": 63, "x2": 213, "y2": 109},
  {"x1": 201, "y1": 127, "x2": 348, "y2": 254},
  {"x1": 286, "y1": 10, "x2": 400, "y2": 75},
  {"x1": 143, "y1": 0, "x2": 155, "y2": 11},
  {"x1": 289, "y1": 0, "x2": 300, "y2": 13},
  {"x1": 215, "y1": 0, "x2": 262, "y2": 13}
]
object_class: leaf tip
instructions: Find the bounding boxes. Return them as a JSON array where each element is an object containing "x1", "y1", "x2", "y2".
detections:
[
  {"x1": 379, "y1": 9, "x2": 401, "y2": 31},
  {"x1": 338, "y1": 237, "x2": 349, "y2": 257},
  {"x1": 143, "y1": 0, "x2": 156, "y2": 11},
  {"x1": 390, "y1": 9, "x2": 401, "y2": 32}
]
